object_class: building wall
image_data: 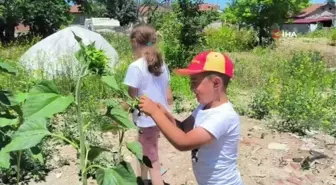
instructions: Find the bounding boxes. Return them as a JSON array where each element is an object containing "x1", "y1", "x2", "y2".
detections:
[
  {"x1": 281, "y1": 23, "x2": 311, "y2": 34},
  {"x1": 73, "y1": 14, "x2": 86, "y2": 25},
  {"x1": 306, "y1": 4, "x2": 335, "y2": 19}
]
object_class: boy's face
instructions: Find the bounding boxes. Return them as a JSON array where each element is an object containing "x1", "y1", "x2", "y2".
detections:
[{"x1": 190, "y1": 73, "x2": 220, "y2": 105}]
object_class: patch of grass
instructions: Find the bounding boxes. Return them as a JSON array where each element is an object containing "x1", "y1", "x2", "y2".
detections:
[
  {"x1": 249, "y1": 51, "x2": 336, "y2": 134},
  {"x1": 301, "y1": 28, "x2": 336, "y2": 38}
]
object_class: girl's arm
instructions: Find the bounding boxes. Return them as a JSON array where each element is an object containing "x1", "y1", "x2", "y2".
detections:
[
  {"x1": 166, "y1": 86, "x2": 173, "y2": 105},
  {"x1": 128, "y1": 86, "x2": 138, "y2": 99}
]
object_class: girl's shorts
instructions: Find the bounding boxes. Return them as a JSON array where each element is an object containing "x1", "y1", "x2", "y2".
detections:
[{"x1": 138, "y1": 126, "x2": 160, "y2": 162}]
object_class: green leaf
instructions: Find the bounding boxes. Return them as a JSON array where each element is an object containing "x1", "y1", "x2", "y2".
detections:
[
  {"x1": 30, "y1": 81, "x2": 59, "y2": 94},
  {"x1": 0, "y1": 61, "x2": 17, "y2": 75},
  {"x1": 0, "y1": 90, "x2": 11, "y2": 105},
  {"x1": 96, "y1": 168, "x2": 119, "y2": 185},
  {"x1": 9, "y1": 92, "x2": 28, "y2": 104},
  {"x1": 22, "y1": 93, "x2": 74, "y2": 119},
  {"x1": 88, "y1": 146, "x2": 109, "y2": 161},
  {"x1": 96, "y1": 161, "x2": 137, "y2": 185},
  {"x1": 4, "y1": 118, "x2": 50, "y2": 152},
  {"x1": 142, "y1": 156, "x2": 152, "y2": 168},
  {"x1": 127, "y1": 141, "x2": 143, "y2": 161},
  {"x1": 0, "y1": 150, "x2": 10, "y2": 169},
  {"x1": 114, "y1": 161, "x2": 137, "y2": 184},
  {"x1": 0, "y1": 118, "x2": 18, "y2": 127},
  {"x1": 103, "y1": 99, "x2": 120, "y2": 108},
  {"x1": 110, "y1": 108, "x2": 136, "y2": 129},
  {"x1": 29, "y1": 146, "x2": 44, "y2": 164},
  {"x1": 72, "y1": 31, "x2": 82, "y2": 43},
  {"x1": 101, "y1": 76, "x2": 120, "y2": 91}
]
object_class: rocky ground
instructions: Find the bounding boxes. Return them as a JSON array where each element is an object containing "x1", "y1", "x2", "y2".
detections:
[{"x1": 29, "y1": 114, "x2": 336, "y2": 185}]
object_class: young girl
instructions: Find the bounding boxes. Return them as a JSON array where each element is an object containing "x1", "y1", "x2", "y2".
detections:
[{"x1": 123, "y1": 24, "x2": 172, "y2": 185}]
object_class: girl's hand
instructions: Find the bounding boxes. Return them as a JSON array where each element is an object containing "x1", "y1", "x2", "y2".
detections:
[{"x1": 139, "y1": 96, "x2": 159, "y2": 116}]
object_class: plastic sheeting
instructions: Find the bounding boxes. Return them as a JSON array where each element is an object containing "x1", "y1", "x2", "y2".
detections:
[{"x1": 20, "y1": 26, "x2": 119, "y2": 78}]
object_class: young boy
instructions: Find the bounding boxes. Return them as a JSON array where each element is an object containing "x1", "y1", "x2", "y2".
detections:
[{"x1": 139, "y1": 51, "x2": 244, "y2": 185}]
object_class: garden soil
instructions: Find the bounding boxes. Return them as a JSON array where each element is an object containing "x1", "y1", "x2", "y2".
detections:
[{"x1": 29, "y1": 114, "x2": 336, "y2": 185}]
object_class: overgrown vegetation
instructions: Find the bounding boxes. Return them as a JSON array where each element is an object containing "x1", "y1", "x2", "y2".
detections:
[
  {"x1": 249, "y1": 52, "x2": 336, "y2": 135},
  {"x1": 0, "y1": 34, "x2": 149, "y2": 185},
  {"x1": 1, "y1": 0, "x2": 336, "y2": 184}
]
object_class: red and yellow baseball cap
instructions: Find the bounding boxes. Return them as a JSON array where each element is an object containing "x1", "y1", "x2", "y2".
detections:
[{"x1": 174, "y1": 51, "x2": 234, "y2": 78}]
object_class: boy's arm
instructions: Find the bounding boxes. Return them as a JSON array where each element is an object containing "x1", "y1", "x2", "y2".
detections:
[
  {"x1": 150, "y1": 110, "x2": 215, "y2": 151},
  {"x1": 175, "y1": 115, "x2": 195, "y2": 133},
  {"x1": 157, "y1": 103, "x2": 194, "y2": 133}
]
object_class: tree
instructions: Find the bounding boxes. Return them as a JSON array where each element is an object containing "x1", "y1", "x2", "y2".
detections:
[
  {"x1": 160, "y1": 0, "x2": 205, "y2": 69},
  {"x1": 224, "y1": 0, "x2": 309, "y2": 45},
  {"x1": 69, "y1": 0, "x2": 108, "y2": 17},
  {"x1": 97, "y1": 0, "x2": 137, "y2": 26},
  {"x1": 326, "y1": 0, "x2": 335, "y2": 4},
  {"x1": 20, "y1": 0, "x2": 72, "y2": 37},
  {"x1": 0, "y1": 0, "x2": 24, "y2": 43}
]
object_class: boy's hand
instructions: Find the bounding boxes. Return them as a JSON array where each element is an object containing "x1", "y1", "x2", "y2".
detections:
[{"x1": 139, "y1": 96, "x2": 160, "y2": 116}]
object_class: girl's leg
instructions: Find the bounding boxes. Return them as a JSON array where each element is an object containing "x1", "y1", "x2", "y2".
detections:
[{"x1": 139, "y1": 127, "x2": 164, "y2": 185}]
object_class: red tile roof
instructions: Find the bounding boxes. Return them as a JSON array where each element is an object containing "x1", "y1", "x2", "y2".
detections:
[
  {"x1": 293, "y1": 17, "x2": 332, "y2": 23},
  {"x1": 199, "y1": 3, "x2": 220, "y2": 11},
  {"x1": 138, "y1": 5, "x2": 170, "y2": 16},
  {"x1": 15, "y1": 23, "x2": 29, "y2": 32},
  {"x1": 296, "y1": 4, "x2": 324, "y2": 18},
  {"x1": 70, "y1": 5, "x2": 81, "y2": 14}
]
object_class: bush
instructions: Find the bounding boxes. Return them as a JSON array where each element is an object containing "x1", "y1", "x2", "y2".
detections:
[
  {"x1": 204, "y1": 26, "x2": 257, "y2": 52},
  {"x1": 303, "y1": 27, "x2": 336, "y2": 39},
  {"x1": 249, "y1": 51, "x2": 336, "y2": 134},
  {"x1": 160, "y1": 0, "x2": 205, "y2": 70},
  {"x1": 329, "y1": 28, "x2": 336, "y2": 46}
]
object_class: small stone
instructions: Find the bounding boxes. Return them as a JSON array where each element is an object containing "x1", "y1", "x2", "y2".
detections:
[
  {"x1": 284, "y1": 167, "x2": 294, "y2": 174},
  {"x1": 290, "y1": 162, "x2": 301, "y2": 170},
  {"x1": 299, "y1": 143, "x2": 316, "y2": 151},
  {"x1": 54, "y1": 156, "x2": 60, "y2": 162},
  {"x1": 268, "y1": 143, "x2": 289, "y2": 151},
  {"x1": 253, "y1": 126, "x2": 263, "y2": 130},
  {"x1": 305, "y1": 174, "x2": 316, "y2": 183},
  {"x1": 292, "y1": 157, "x2": 304, "y2": 163},
  {"x1": 124, "y1": 155, "x2": 132, "y2": 163},
  {"x1": 188, "y1": 168, "x2": 192, "y2": 171},
  {"x1": 55, "y1": 172, "x2": 62, "y2": 178},
  {"x1": 289, "y1": 133, "x2": 300, "y2": 139},
  {"x1": 286, "y1": 176, "x2": 302, "y2": 185},
  {"x1": 240, "y1": 138, "x2": 256, "y2": 145},
  {"x1": 276, "y1": 179, "x2": 285, "y2": 184},
  {"x1": 187, "y1": 180, "x2": 195, "y2": 185}
]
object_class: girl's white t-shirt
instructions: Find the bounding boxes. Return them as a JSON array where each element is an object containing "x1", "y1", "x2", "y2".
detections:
[{"x1": 123, "y1": 57, "x2": 170, "y2": 128}]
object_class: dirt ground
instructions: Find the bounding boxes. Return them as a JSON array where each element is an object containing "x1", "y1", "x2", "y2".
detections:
[{"x1": 28, "y1": 112, "x2": 336, "y2": 185}]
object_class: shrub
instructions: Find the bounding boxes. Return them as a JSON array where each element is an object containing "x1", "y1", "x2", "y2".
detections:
[
  {"x1": 329, "y1": 28, "x2": 336, "y2": 46},
  {"x1": 249, "y1": 51, "x2": 336, "y2": 134},
  {"x1": 160, "y1": 0, "x2": 205, "y2": 70},
  {"x1": 204, "y1": 26, "x2": 257, "y2": 52},
  {"x1": 303, "y1": 27, "x2": 336, "y2": 39}
]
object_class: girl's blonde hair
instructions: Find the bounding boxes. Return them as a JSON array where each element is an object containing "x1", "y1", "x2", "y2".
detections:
[{"x1": 130, "y1": 24, "x2": 163, "y2": 76}]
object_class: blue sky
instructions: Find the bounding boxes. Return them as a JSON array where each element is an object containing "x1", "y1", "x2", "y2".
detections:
[{"x1": 204, "y1": 0, "x2": 327, "y2": 9}]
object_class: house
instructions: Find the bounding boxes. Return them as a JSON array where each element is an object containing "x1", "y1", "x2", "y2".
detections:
[
  {"x1": 281, "y1": 3, "x2": 336, "y2": 34},
  {"x1": 199, "y1": 3, "x2": 220, "y2": 12},
  {"x1": 137, "y1": 5, "x2": 171, "y2": 23},
  {"x1": 15, "y1": 24, "x2": 30, "y2": 37},
  {"x1": 70, "y1": 5, "x2": 87, "y2": 25},
  {"x1": 15, "y1": 5, "x2": 86, "y2": 36}
]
